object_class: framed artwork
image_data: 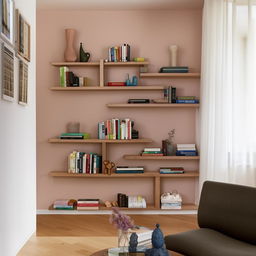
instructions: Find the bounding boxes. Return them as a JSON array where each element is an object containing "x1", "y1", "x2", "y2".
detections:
[
  {"x1": 16, "y1": 9, "x2": 30, "y2": 62},
  {"x1": 0, "y1": 0, "x2": 14, "y2": 45},
  {"x1": 1, "y1": 41, "x2": 14, "y2": 101},
  {"x1": 18, "y1": 59, "x2": 28, "y2": 105}
]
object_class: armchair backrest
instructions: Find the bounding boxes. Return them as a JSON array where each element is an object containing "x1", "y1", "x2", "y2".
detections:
[{"x1": 198, "y1": 181, "x2": 256, "y2": 245}]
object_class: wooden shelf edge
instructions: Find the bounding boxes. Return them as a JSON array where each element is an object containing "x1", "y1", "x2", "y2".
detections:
[
  {"x1": 48, "y1": 138, "x2": 153, "y2": 144},
  {"x1": 48, "y1": 204, "x2": 197, "y2": 211},
  {"x1": 50, "y1": 86, "x2": 165, "y2": 91},
  {"x1": 104, "y1": 61, "x2": 149, "y2": 66},
  {"x1": 140, "y1": 73, "x2": 201, "y2": 78},
  {"x1": 107, "y1": 103, "x2": 199, "y2": 108},
  {"x1": 51, "y1": 62, "x2": 100, "y2": 66},
  {"x1": 49, "y1": 171, "x2": 199, "y2": 178},
  {"x1": 123, "y1": 155, "x2": 200, "y2": 160}
]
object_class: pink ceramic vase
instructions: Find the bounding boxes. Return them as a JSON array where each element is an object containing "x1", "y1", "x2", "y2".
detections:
[{"x1": 64, "y1": 29, "x2": 77, "y2": 62}]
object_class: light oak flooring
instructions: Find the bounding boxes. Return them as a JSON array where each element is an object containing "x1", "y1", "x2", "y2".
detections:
[{"x1": 18, "y1": 214, "x2": 198, "y2": 256}]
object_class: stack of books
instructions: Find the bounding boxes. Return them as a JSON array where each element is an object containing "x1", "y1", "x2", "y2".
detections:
[
  {"x1": 108, "y1": 44, "x2": 130, "y2": 62},
  {"x1": 159, "y1": 66, "x2": 189, "y2": 73},
  {"x1": 160, "y1": 167, "x2": 184, "y2": 174},
  {"x1": 68, "y1": 151, "x2": 102, "y2": 174},
  {"x1": 115, "y1": 166, "x2": 144, "y2": 174},
  {"x1": 77, "y1": 199, "x2": 100, "y2": 210},
  {"x1": 117, "y1": 194, "x2": 147, "y2": 208},
  {"x1": 98, "y1": 118, "x2": 135, "y2": 140},
  {"x1": 161, "y1": 192, "x2": 182, "y2": 209},
  {"x1": 176, "y1": 96, "x2": 199, "y2": 104},
  {"x1": 59, "y1": 133, "x2": 90, "y2": 139},
  {"x1": 141, "y1": 147, "x2": 163, "y2": 156},
  {"x1": 176, "y1": 144, "x2": 197, "y2": 156},
  {"x1": 59, "y1": 66, "x2": 87, "y2": 87},
  {"x1": 53, "y1": 199, "x2": 76, "y2": 210},
  {"x1": 129, "y1": 226, "x2": 153, "y2": 247}
]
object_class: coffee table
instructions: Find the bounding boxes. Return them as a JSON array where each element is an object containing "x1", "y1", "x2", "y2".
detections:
[{"x1": 90, "y1": 249, "x2": 174, "y2": 256}]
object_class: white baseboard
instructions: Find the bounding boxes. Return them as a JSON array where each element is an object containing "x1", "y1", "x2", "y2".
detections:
[{"x1": 37, "y1": 209, "x2": 197, "y2": 215}]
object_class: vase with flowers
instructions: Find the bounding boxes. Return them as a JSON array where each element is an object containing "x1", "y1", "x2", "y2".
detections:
[{"x1": 110, "y1": 207, "x2": 134, "y2": 251}]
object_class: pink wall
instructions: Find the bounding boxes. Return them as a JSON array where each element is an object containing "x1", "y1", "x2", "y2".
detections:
[{"x1": 36, "y1": 10, "x2": 202, "y2": 209}]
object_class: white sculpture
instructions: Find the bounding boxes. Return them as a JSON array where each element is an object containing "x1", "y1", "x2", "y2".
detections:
[{"x1": 169, "y1": 45, "x2": 178, "y2": 67}]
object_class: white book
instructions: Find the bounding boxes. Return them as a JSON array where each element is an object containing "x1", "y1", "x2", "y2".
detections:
[
  {"x1": 177, "y1": 144, "x2": 196, "y2": 148},
  {"x1": 144, "y1": 148, "x2": 161, "y2": 152},
  {"x1": 82, "y1": 154, "x2": 86, "y2": 174}
]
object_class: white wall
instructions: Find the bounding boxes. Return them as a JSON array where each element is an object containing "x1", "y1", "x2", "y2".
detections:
[{"x1": 0, "y1": 0, "x2": 36, "y2": 255}]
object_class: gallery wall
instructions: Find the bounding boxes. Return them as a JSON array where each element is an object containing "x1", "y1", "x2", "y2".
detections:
[
  {"x1": 0, "y1": 0, "x2": 36, "y2": 255},
  {"x1": 37, "y1": 9, "x2": 202, "y2": 209}
]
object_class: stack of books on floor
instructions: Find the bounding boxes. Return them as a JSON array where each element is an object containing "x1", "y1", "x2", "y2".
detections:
[
  {"x1": 176, "y1": 96, "x2": 199, "y2": 104},
  {"x1": 59, "y1": 133, "x2": 90, "y2": 139},
  {"x1": 117, "y1": 193, "x2": 147, "y2": 208},
  {"x1": 161, "y1": 192, "x2": 182, "y2": 209},
  {"x1": 159, "y1": 66, "x2": 189, "y2": 73},
  {"x1": 59, "y1": 66, "x2": 87, "y2": 87},
  {"x1": 68, "y1": 151, "x2": 102, "y2": 174},
  {"x1": 98, "y1": 118, "x2": 138, "y2": 140},
  {"x1": 115, "y1": 166, "x2": 144, "y2": 174},
  {"x1": 160, "y1": 167, "x2": 184, "y2": 174},
  {"x1": 108, "y1": 44, "x2": 130, "y2": 62},
  {"x1": 53, "y1": 199, "x2": 76, "y2": 210},
  {"x1": 141, "y1": 147, "x2": 163, "y2": 156},
  {"x1": 176, "y1": 144, "x2": 197, "y2": 156},
  {"x1": 77, "y1": 199, "x2": 100, "y2": 210}
]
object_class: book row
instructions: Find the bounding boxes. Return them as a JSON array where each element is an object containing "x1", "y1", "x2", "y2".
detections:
[
  {"x1": 59, "y1": 66, "x2": 87, "y2": 87},
  {"x1": 68, "y1": 151, "x2": 102, "y2": 174},
  {"x1": 108, "y1": 44, "x2": 131, "y2": 62},
  {"x1": 98, "y1": 118, "x2": 138, "y2": 140},
  {"x1": 118, "y1": 193, "x2": 147, "y2": 208}
]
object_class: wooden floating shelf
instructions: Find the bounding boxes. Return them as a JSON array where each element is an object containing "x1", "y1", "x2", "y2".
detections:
[
  {"x1": 140, "y1": 73, "x2": 201, "y2": 78},
  {"x1": 124, "y1": 155, "x2": 200, "y2": 160},
  {"x1": 51, "y1": 61, "x2": 148, "y2": 67},
  {"x1": 49, "y1": 171, "x2": 199, "y2": 178},
  {"x1": 48, "y1": 138, "x2": 153, "y2": 144},
  {"x1": 104, "y1": 61, "x2": 149, "y2": 66},
  {"x1": 51, "y1": 62, "x2": 100, "y2": 67},
  {"x1": 50, "y1": 86, "x2": 165, "y2": 91},
  {"x1": 49, "y1": 204, "x2": 197, "y2": 211},
  {"x1": 107, "y1": 103, "x2": 199, "y2": 108}
]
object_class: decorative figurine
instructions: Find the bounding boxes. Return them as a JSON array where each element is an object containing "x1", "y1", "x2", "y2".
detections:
[
  {"x1": 145, "y1": 224, "x2": 169, "y2": 256},
  {"x1": 103, "y1": 160, "x2": 115, "y2": 175},
  {"x1": 129, "y1": 232, "x2": 138, "y2": 253},
  {"x1": 79, "y1": 42, "x2": 90, "y2": 62}
]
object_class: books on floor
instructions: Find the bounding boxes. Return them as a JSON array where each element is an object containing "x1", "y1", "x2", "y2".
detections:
[
  {"x1": 68, "y1": 151, "x2": 102, "y2": 174},
  {"x1": 117, "y1": 193, "x2": 147, "y2": 208},
  {"x1": 176, "y1": 144, "x2": 197, "y2": 156},
  {"x1": 98, "y1": 118, "x2": 136, "y2": 140},
  {"x1": 141, "y1": 147, "x2": 163, "y2": 156},
  {"x1": 77, "y1": 199, "x2": 100, "y2": 210},
  {"x1": 59, "y1": 133, "x2": 90, "y2": 139},
  {"x1": 115, "y1": 166, "x2": 144, "y2": 174},
  {"x1": 53, "y1": 199, "x2": 77, "y2": 210},
  {"x1": 159, "y1": 167, "x2": 184, "y2": 174},
  {"x1": 161, "y1": 192, "x2": 182, "y2": 209}
]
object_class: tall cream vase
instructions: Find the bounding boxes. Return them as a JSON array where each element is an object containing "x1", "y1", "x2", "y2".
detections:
[{"x1": 64, "y1": 29, "x2": 77, "y2": 62}]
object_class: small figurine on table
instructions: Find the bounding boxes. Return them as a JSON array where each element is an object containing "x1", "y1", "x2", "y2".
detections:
[
  {"x1": 129, "y1": 232, "x2": 138, "y2": 253},
  {"x1": 103, "y1": 160, "x2": 115, "y2": 175},
  {"x1": 145, "y1": 224, "x2": 169, "y2": 256}
]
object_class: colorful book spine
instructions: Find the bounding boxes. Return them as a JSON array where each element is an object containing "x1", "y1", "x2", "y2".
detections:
[{"x1": 176, "y1": 99, "x2": 199, "y2": 104}]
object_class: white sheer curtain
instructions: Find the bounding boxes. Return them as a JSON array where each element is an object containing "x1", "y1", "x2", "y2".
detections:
[{"x1": 199, "y1": 0, "x2": 256, "y2": 189}]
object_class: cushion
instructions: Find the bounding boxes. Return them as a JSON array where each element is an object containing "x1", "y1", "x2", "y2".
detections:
[
  {"x1": 164, "y1": 228, "x2": 256, "y2": 256},
  {"x1": 198, "y1": 181, "x2": 256, "y2": 245}
]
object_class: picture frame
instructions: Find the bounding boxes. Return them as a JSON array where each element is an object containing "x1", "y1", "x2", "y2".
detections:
[
  {"x1": 0, "y1": 0, "x2": 15, "y2": 45},
  {"x1": 1, "y1": 41, "x2": 14, "y2": 101},
  {"x1": 18, "y1": 58, "x2": 28, "y2": 105},
  {"x1": 16, "y1": 9, "x2": 30, "y2": 62}
]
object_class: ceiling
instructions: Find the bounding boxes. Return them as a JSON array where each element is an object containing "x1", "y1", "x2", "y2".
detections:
[{"x1": 37, "y1": 0, "x2": 204, "y2": 10}]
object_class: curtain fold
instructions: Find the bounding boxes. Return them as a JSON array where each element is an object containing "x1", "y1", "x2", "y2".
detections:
[{"x1": 199, "y1": 0, "x2": 256, "y2": 190}]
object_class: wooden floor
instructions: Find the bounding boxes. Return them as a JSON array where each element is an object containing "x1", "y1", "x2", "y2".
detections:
[{"x1": 18, "y1": 214, "x2": 198, "y2": 256}]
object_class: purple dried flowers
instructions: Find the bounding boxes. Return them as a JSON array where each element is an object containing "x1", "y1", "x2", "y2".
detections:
[{"x1": 110, "y1": 207, "x2": 134, "y2": 231}]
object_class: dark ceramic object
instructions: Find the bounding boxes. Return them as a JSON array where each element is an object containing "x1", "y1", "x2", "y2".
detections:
[
  {"x1": 129, "y1": 232, "x2": 138, "y2": 252},
  {"x1": 79, "y1": 43, "x2": 90, "y2": 62}
]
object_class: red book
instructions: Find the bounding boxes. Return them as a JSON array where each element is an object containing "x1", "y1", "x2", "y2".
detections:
[
  {"x1": 86, "y1": 154, "x2": 90, "y2": 174},
  {"x1": 107, "y1": 82, "x2": 126, "y2": 86},
  {"x1": 77, "y1": 203, "x2": 99, "y2": 207}
]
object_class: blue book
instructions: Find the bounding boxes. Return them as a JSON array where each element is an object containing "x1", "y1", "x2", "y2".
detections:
[
  {"x1": 176, "y1": 99, "x2": 199, "y2": 104},
  {"x1": 115, "y1": 170, "x2": 144, "y2": 174},
  {"x1": 176, "y1": 150, "x2": 197, "y2": 156}
]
